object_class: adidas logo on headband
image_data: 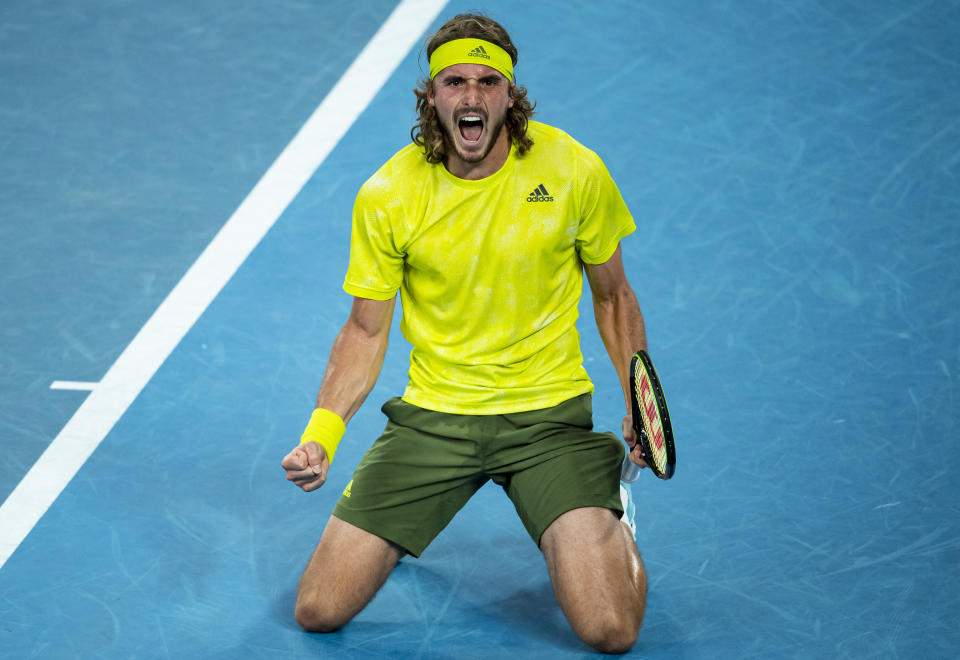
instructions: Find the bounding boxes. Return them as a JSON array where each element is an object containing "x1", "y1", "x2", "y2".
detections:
[{"x1": 468, "y1": 45, "x2": 491, "y2": 60}]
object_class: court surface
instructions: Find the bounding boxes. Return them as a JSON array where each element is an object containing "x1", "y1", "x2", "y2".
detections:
[{"x1": 2, "y1": 0, "x2": 958, "y2": 657}]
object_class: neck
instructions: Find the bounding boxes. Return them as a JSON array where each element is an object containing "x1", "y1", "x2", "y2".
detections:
[{"x1": 445, "y1": 130, "x2": 511, "y2": 180}]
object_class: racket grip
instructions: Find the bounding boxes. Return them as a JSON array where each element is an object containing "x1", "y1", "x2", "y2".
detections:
[{"x1": 620, "y1": 455, "x2": 642, "y2": 483}]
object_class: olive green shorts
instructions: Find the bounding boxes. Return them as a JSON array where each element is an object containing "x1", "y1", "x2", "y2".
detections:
[{"x1": 332, "y1": 394, "x2": 625, "y2": 557}]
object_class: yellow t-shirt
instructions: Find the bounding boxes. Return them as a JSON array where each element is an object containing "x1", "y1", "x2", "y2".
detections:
[{"x1": 343, "y1": 121, "x2": 635, "y2": 414}]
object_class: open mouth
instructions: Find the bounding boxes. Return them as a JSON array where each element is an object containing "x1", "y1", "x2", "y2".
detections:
[{"x1": 458, "y1": 115, "x2": 484, "y2": 143}]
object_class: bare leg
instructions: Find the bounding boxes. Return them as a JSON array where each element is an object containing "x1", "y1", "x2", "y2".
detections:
[
  {"x1": 294, "y1": 515, "x2": 403, "y2": 632},
  {"x1": 540, "y1": 507, "x2": 647, "y2": 653}
]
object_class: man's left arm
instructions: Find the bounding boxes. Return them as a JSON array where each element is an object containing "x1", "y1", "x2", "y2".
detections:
[{"x1": 583, "y1": 244, "x2": 648, "y2": 468}]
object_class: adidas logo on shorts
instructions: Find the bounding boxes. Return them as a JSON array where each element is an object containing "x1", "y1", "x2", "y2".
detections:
[{"x1": 526, "y1": 184, "x2": 554, "y2": 202}]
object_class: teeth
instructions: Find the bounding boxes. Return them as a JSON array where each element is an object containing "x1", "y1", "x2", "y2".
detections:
[{"x1": 460, "y1": 116, "x2": 482, "y2": 123}]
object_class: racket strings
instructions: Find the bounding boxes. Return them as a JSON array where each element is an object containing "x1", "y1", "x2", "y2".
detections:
[{"x1": 633, "y1": 359, "x2": 668, "y2": 474}]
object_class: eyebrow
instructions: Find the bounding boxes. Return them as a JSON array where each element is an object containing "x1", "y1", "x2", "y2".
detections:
[{"x1": 438, "y1": 73, "x2": 504, "y2": 84}]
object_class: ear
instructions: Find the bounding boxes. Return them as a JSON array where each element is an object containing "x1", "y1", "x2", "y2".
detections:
[
  {"x1": 508, "y1": 84, "x2": 515, "y2": 109},
  {"x1": 427, "y1": 80, "x2": 436, "y2": 108}
]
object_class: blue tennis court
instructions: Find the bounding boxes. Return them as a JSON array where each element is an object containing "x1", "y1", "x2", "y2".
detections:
[{"x1": 2, "y1": 0, "x2": 958, "y2": 657}]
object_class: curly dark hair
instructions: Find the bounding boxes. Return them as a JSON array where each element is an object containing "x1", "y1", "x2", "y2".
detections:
[{"x1": 411, "y1": 13, "x2": 536, "y2": 164}]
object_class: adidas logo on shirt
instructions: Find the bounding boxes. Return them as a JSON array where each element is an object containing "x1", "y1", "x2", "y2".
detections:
[
  {"x1": 526, "y1": 184, "x2": 554, "y2": 202},
  {"x1": 468, "y1": 45, "x2": 491, "y2": 60}
]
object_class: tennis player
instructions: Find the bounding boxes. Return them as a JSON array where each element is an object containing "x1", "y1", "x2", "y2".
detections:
[{"x1": 281, "y1": 13, "x2": 649, "y2": 653}]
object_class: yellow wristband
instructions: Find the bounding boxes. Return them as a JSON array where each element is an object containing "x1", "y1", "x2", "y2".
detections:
[{"x1": 299, "y1": 408, "x2": 346, "y2": 463}]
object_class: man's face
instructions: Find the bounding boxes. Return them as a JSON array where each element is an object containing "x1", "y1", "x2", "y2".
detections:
[{"x1": 428, "y1": 62, "x2": 514, "y2": 178}]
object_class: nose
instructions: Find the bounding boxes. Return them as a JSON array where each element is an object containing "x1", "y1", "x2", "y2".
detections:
[{"x1": 460, "y1": 78, "x2": 482, "y2": 105}]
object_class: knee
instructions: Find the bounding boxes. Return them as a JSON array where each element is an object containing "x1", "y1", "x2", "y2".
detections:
[
  {"x1": 294, "y1": 596, "x2": 350, "y2": 633},
  {"x1": 579, "y1": 616, "x2": 640, "y2": 654}
]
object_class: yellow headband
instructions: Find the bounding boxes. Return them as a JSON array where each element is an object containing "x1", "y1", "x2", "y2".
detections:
[{"x1": 429, "y1": 38, "x2": 514, "y2": 82}]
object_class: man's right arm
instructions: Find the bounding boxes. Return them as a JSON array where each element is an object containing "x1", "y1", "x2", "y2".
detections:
[
  {"x1": 315, "y1": 295, "x2": 396, "y2": 422},
  {"x1": 281, "y1": 295, "x2": 396, "y2": 491}
]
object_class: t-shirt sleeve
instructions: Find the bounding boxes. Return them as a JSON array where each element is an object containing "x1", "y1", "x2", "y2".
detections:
[
  {"x1": 342, "y1": 182, "x2": 405, "y2": 300},
  {"x1": 575, "y1": 149, "x2": 636, "y2": 265}
]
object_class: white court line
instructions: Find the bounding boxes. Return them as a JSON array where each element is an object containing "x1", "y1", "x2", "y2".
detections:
[
  {"x1": 0, "y1": 0, "x2": 449, "y2": 571},
  {"x1": 50, "y1": 381, "x2": 99, "y2": 391}
]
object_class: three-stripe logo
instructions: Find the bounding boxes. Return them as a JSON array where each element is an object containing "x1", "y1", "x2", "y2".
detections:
[
  {"x1": 526, "y1": 184, "x2": 554, "y2": 202},
  {"x1": 468, "y1": 45, "x2": 491, "y2": 60}
]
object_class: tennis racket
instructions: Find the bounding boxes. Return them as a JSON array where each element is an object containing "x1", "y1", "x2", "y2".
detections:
[{"x1": 620, "y1": 350, "x2": 676, "y2": 482}]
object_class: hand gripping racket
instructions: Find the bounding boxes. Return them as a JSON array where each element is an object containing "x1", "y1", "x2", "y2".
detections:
[{"x1": 621, "y1": 350, "x2": 676, "y2": 482}]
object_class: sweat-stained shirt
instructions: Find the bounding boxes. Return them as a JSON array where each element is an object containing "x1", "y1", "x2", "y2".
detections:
[{"x1": 343, "y1": 121, "x2": 635, "y2": 414}]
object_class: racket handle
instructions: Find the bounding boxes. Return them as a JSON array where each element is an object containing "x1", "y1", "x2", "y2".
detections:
[{"x1": 620, "y1": 455, "x2": 642, "y2": 483}]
